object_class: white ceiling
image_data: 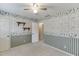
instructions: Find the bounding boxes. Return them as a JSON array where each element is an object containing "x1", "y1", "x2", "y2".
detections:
[{"x1": 0, "y1": 3, "x2": 79, "y2": 22}]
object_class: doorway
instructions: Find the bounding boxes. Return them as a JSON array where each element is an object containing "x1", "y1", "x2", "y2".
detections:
[{"x1": 39, "y1": 23, "x2": 44, "y2": 41}]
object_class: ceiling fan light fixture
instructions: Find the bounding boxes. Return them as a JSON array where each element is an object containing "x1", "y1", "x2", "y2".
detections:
[
  {"x1": 33, "y1": 3, "x2": 38, "y2": 8},
  {"x1": 33, "y1": 9, "x2": 38, "y2": 14},
  {"x1": 32, "y1": 3, "x2": 38, "y2": 14}
]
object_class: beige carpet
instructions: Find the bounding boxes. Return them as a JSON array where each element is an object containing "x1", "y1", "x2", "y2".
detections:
[{"x1": 0, "y1": 42, "x2": 70, "y2": 56}]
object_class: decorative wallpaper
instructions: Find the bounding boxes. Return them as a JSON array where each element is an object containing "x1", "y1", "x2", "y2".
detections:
[
  {"x1": 0, "y1": 9, "x2": 28, "y2": 20},
  {"x1": 0, "y1": 12, "x2": 32, "y2": 36},
  {"x1": 41, "y1": 12, "x2": 79, "y2": 38}
]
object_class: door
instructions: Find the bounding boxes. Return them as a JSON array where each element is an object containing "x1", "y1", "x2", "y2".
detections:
[
  {"x1": 39, "y1": 23, "x2": 44, "y2": 41},
  {"x1": 0, "y1": 19, "x2": 10, "y2": 51},
  {"x1": 32, "y1": 22, "x2": 39, "y2": 43},
  {"x1": 32, "y1": 22, "x2": 44, "y2": 43}
]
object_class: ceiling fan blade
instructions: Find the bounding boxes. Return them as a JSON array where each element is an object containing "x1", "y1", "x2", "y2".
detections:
[
  {"x1": 39, "y1": 8, "x2": 47, "y2": 10},
  {"x1": 24, "y1": 9, "x2": 30, "y2": 10}
]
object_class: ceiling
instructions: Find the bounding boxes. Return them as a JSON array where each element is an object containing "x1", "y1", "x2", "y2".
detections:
[{"x1": 0, "y1": 3, "x2": 79, "y2": 22}]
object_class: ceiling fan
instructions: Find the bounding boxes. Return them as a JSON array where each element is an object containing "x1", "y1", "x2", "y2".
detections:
[{"x1": 24, "y1": 3, "x2": 47, "y2": 13}]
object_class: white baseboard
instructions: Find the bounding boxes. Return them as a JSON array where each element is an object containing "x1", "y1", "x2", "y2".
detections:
[{"x1": 43, "y1": 43, "x2": 74, "y2": 56}]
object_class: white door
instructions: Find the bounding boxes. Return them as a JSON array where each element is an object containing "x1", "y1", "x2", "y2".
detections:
[
  {"x1": 0, "y1": 20, "x2": 10, "y2": 51},
  {"x1": 32, "y1": 22, "x2": 39, "y2": 43}
]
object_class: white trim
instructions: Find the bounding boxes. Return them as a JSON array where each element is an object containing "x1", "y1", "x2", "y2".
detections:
[{"x1": 43, "y1": 43, "x2": 74, "y2": 56}]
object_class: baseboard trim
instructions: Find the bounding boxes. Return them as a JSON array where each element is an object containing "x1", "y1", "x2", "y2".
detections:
[{"x1": 43, "y1": 43, "x2": 74, "y2": 56}]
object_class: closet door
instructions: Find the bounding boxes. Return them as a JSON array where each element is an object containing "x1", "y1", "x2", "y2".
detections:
[{"x1": 0, "y1": 19, "x2": 10, "y2": 51}]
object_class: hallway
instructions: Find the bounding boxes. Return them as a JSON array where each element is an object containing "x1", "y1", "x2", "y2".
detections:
[{"x1": 0, "y1": 42, "x2": 69, "y2": 56}]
